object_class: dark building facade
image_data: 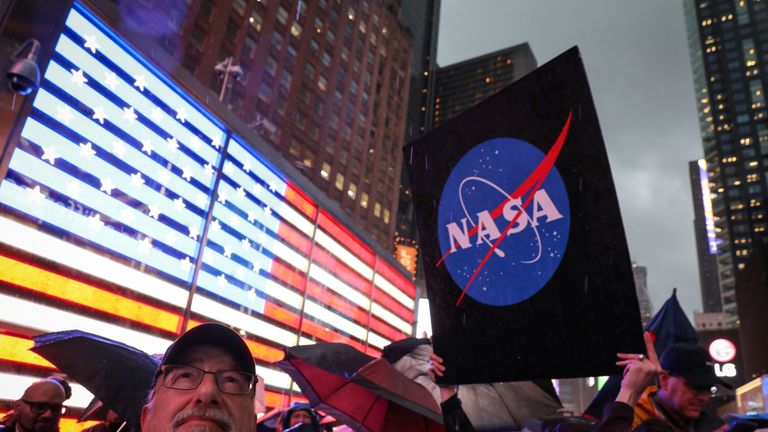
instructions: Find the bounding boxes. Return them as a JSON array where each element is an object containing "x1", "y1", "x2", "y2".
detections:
[
  {"x1": 684, "y1": 0, "x2": 768, "y2": 327},
  {"x1": 430, "y1": 42, "x2": 536, "y2": 129},
  {"x1": 689, "y1": 159, "x2": 724, "y2": 312},
  {"x1": 87, "y1": 0, "x2": 415, "y2": 251},
  {"x1": 632, "y1": 263, "x2": 654, "y2": 326}
]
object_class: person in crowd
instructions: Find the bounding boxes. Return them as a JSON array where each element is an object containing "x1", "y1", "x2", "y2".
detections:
[
  {"x1": 0, "y1": 378, "x2": 67, "y2": 432},
  {"x1": 276, "y1": 403, "x2": 321, "y2": 432},
  {"x1": 595, "y1": 333, "x2": 729, "y2": 432},
  {"x1": 140, "y1": 322, "x2": 257, "y2": 432}
]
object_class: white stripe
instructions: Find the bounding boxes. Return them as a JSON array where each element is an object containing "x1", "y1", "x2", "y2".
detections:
[
  {"x1": 314, "y1": 230, "x2": 374, "y2": 280},
  {"x1": 366, "y1": 331, "x2": 390, "y2": 350},
  {"x1": 373, "y1": 273, "x2": 415, "y2": 309},
  {"x1": 308, "y1": 264, "x2": 370, "y2": 310},
  {"x1": 303, "y1": 299, "x2": 367, "y2": 340},
  {"x1": 254, "y1": 366, "x2": 293, "y2": 391},
  {"x1": 0, "y1": 372, "x2": 94, "y2": 408},
  {"x1": 371, "y1": 302, "x2": 412, "y2": 334}
]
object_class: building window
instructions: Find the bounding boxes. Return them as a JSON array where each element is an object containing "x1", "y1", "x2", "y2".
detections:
[
  {"x1": 321, "y1": 162, "x2": 331, "y2": 180},
  {"x1": 374, "y1": 202, "x2": 381, "y2": 217},
  {"x1": 383, "y1": 208, "x2": 390, "y2": 224},
  {"x1": 347, "y1": 183, "x2": 356, "y2": 200},
  {"x1": 277, "y1": 6, "x2": 289, "y2": 25},
  {"x1": 360, "y1": 192, "x2": 369, "y2": 208},
  {"x1": 335, "y1": 173, "x2": 345, "y2": 190},
  {"x1": 258, "y1": 82, "x2": 271, "y2": 102}
]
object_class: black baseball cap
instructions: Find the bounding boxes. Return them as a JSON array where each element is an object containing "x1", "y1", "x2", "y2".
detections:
[
  {"x1": 660, "y1": 343, "x2": 732, "y2": 389},
  {"x1": 156, "y1": 323, "x2": 255, "y2": 378}
]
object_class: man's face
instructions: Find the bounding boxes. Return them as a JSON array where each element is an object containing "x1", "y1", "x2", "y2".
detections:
[
  {"x1": 658, "y1": 373, "x2": 712, "y2": 419},
  {"x1": 13, "y1": 381, "x2": 66, "y2": 432},
  {"x1": 140, "y1": 345, "x2": 255, "y2": 432},
  {"x1": 288, "y1": 410, "x2": 314, "y2": 427}
]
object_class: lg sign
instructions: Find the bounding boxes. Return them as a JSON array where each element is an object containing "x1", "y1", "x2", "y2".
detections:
[{"x1": 709, "y1": 339, "x2": 737, "y2": 378}]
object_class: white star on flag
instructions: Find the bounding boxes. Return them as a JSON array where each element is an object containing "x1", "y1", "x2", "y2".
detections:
[
  {"x1": 66, "y1": 182, "x2": 82, "y2": 199},
  {"x1": 123, "y1": 106, "x2": 138, "y2": 123},
  {"x1": 83, "y1": 35, "x2": 100, "y2": 54},
  {"x1": 247, "y1": 288, "x2": 256, "y2": 300},
  {"x1": 56, "y1": 106, "x2": 74, "y2": 125},
  {"x1": 252, "y1": 185, "x2": 261, "y2": 196},
  {"x1": 236, "y1": 268, "x2": 245, "y2": 280},
  {"x1": 223, "y1": 246, "x2": 233, "y2": 258},
  {"x1": 268, "y1": 181, "x2": 277, "y2": 192},
  {"x1": 164, "y1": 233, "x2": 177, "y2": 247},
  {"x1": 211, "y1": 219, "x2": 222, "y2": 232},
  {"x1": 236, "y1": 187, "x2": 246, "y2": 199},
  {"x1": 180, "y1": 256, "x2": 193, "y2": 271},
  {"x1": 252, "y1": 262, "x2": 260, "y2": 272},
  {"x1": 223, "y1": 162, "x2": 235, "y2": 175},
  {"x1": 130, "y1": 172, "x2": 144, "y2": 187},
  {"x1": 188, "y1": 226, "x2": 199, "y2": 240},
  {"x1": 175, "y1": 107, "x2": 188, "y2": 123},
  {"x1": 211, "y1": 137, "x2": 221, "y2": 149},
  {"x1": 71, "y1": 69, "x2": 88, "y2": 87},
  {"x1": 79, "y1": 142, "x2": 96, "y2": 160},
  {"x1": 217, "y1": 274, "x2": 227, "y2": 286},
  {"x1": 247, "y1": 211, "x2": 256, "y2": 223},
  {"x1": 112, "y1": 141, "x2": 126, "y2": 158},
  {"x1": 120, "y1": 209, "x2": 134, "y2": 224},
  {"x1": 259, "y1": 232, "x2": 268, "y2": 244},
  {"x1": 134, "y1": 74, "x2": 147, "y2": 92},
  {"x1": 151, "y1": 107, "x2": 164, "y2": 122},
  {"x1": 203, "y1": 163, "x2": 215, "y2": 179},
  {"x1": 87, "y1": 214, "x2": 104, "y2": 230},
  {"x1": 242, "y1": 161, "x2": 251, "y2": 173},
  {"x1": 100, "y1": 178, "x2": 115, "y2": 195},
  {"x1": 173, "y1": 197, "x2": 185, "y2": 211},
  {"x1": 139, "y1": 236, "x2": 153, "y2": 253},
  {"x1": 217, "y1": 190, "x2": 228, "y2": 204},
  {"x1": 229, "y1": 215, "x2": 240, "y2": 229},
  {"x1": 189, "y1": 136, "x2": 203, "y2": 151},
  {"x1": 92, "y1": 107, "x2": 108, "y2": 124},
  {"x1": 166, "y1": 137, "x2": 179, "y2": 151},
  {"x1": 241, "y1": 238, "x2": 251, "y2": 249},
  {"x1": 41, "y1": 146, "x2": 58, "y2": 165},
  {"x1": 157, "y1": 170, "x2": 170, "y2": 186},
  {"x1": 264, "y1": 205, "x2": 272, "y2": 216},
  {"x1": 181, "y1": 166, "x2": 194, "y2": 182},
  {"x1": 196, "y1": 193, "x2": 207, "y2": 207},
  {"x1": 104, "y1": 72, "x2": 119, "y2": 91},
  {"x1": 148, "y1": 204, "x2": 161, "y2": 219},
  {"x1": 27, "y1": 185, "x2": 45, "y2": 203},
  {"x1": 141, "y1": 139, "x2": 154, "y2": 155}
]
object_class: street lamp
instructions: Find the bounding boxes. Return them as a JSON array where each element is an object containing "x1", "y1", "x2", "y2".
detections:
[{"x1": 214, "y1": 56, "x2": 244, "y2": 102}]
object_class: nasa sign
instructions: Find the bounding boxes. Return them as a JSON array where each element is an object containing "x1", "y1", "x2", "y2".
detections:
[{"x1": 405, "y1": 47, "x2": 644, "y2": 384}]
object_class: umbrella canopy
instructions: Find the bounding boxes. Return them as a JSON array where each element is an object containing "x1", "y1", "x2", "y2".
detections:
[
  {"x1": 584, "y1": 289, "x2": 698, "y2": 417},
  {"x1": 31, "y1": 329, "x2": 160, "y2": 427},
  {"x1": 275, "y1": 343, "x2": 443, "y2": 432}
]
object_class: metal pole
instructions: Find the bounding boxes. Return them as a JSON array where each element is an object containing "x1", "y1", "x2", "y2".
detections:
[{"x1": 218, "y1": 56, "x2": 232, "y2": 102}]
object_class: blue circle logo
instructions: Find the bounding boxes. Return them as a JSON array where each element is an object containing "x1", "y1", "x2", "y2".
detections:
[{"x1": 437, "y1": 138, "x2": 570, "y2": 306}]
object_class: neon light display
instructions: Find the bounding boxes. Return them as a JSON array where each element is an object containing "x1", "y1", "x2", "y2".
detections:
[
  {"x1": 698, "y1": 159, "x2": 717, "y2": 254},
  {"x1": 0, "y1": 1, "x2": 415, "y2": 409}
]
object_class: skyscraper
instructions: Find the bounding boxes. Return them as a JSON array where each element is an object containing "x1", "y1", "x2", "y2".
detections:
[
  {"x1": 689, "y1": 159, "x2": 723, "y2": 313},
  {"x1": 430, "y1": 43, "x2": 536, "y2": 128},
  {"x1": 91, "y1": 0, "x2": 415, "y2": 251},
  {"x1": 632, "y1": 262, "x2": 654, "y2": 326},
  {"x1": 683, "y1": 0, "x2": 768, "y2": 327}
]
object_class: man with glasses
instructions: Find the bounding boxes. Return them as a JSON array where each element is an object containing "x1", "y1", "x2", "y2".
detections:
[
  {"x1": 140, "y1": 323, "x2": 257, "y2": 432},
  {"x1": 0, "y1": 379, "x2": 66, "y2": 432}
]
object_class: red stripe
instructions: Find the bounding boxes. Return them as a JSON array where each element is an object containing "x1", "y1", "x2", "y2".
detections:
[
  {"x1": 312, "y1": 246, "x2": 372, "y2": 296},
  {"x1": 306, "y1": 280, "x2": 370, "y2": 325},
  {"x1": 374, "y1": 259, "x2": 416, "y2": 298},
  {"x1": 372, "y1": 286, "x2": 415, "y2": 323},
  {"x1": 284, "y1": 181, "x2": 318, "y2": 220},
  {"x1": 318, "y1": 210, "x2": 375, "y2": 266},
  {"x1": 270, "y1": 260, "x2": 306, "y2": 292},
  {"x1": 277, "y1": 220, "x2": 312, "y2": 255}
]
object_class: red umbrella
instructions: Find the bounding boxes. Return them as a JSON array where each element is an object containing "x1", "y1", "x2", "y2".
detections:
[{"x1": 275, "y1": 343, "x2": 443, "y2": 432}]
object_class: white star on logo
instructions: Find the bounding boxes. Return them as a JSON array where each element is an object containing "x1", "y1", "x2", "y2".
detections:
[
  {"x1": 27, "y1": 185, "x2": 45, "y2": 203},
  {"x1": 173, "y1": 197, "x2": 185, "y2": 211},
  {"x1": 242, "y1": 161, "x2": 251, "y2": 173},
  {"x1": 211, "y1": 219, "x2": 222, "y2": 232},
  {"x1": 223, "y1": 246, "x2": 233, "y2": 258},
  {"x1": 112, "y1": 141, "x2": 126, "y2": 158},
  {"x1": 247, "y1": 212, "x2": 256, "y2": 223},
  {"x1": 130, "y1": 172, "x2": 144, "y2": 187},
  {"x1": 236, "y1": 187, "x2": 246, "y2": 200},
  {"x1": 100, "y1": 178, "x2": 115, "y2": 195},
  {"x1": 241, "y1": 238, "x2": 251, "y2": 249},
  {"x1": 87, "y1": 214, "x2": 104, "y2": 230},
  {"x1": 71, "y1": 69, "x2": 88, "y2": 87},
  {"x1": 83, "y1": 35, "x2": 100, "y2": 54},
  {"x1": 123, "y1": 106, "x2": 138, "y2": 123},
  {"x1": 56, "y1": 106, "x2": 74, "y2": 125},
  {"x1": 157, "y1": 170, "x2": 170, "y2": 186},
  {"x1": 134, "y1": 74, "x2": 147, "y2": 92},
  {"x1": 66, "y1": 182, "x2": 82, "y2": 199},
  {"x1": 41, "y1": 146, "x2": 58, "y2": 165},
  {"x1": 188, "y1": 226, "x2": 199, "y2": 240},
  {"x1": 92, "y1": 107, "x2": 108, "y2": 124},
  {"x1": 141, "y1": 139, "x2": 154, "y2": 155},
  {"x1": 151, "y1": 107, "x2": 164, "y2": 122},
  {"x1": 217, "y1": 190, "x2": 228, "y2": 204},
  {"x1": 181, "y1": 166, "x2": 193, "y2": 182},
  {"x1": 166, "y1": 137, "x2": 178, "y2": 151},
  {"x1": 180, "y1": 256, "x2": 193, "y2": 271},
  {"x1": 79, "y1": 142, "x2": 96, "y2": 160},
  {"x1": 139, "y1": 236, "x2": 153, "y2": 253},
  {"x1": 104, "y1": 72, "x2": 119, "y2": 91},
  {"x1": 175, "y1": 107, "x2": 187, "y2": 123},
  {"x1": 148, "y1": 204, "x2": 161, "y2": 219}
]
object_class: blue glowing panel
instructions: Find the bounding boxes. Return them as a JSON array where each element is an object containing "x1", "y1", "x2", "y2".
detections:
[{"x1": 0, "y1": 4, "x2": 226, "y2": 286}]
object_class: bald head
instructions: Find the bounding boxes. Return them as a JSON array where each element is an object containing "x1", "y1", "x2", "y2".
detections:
[{"x1": 14, "y1": 379, "x2": 66, "y2": 432}]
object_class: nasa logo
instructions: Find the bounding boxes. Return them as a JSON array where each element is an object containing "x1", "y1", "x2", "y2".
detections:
[{"x1": 437, "y1": 137, "x2": 570, "y2": 306}]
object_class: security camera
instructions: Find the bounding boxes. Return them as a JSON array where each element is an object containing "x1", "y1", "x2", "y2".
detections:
[{"x1": 7, "y1": 39, "x2": 41, "y2": 95}]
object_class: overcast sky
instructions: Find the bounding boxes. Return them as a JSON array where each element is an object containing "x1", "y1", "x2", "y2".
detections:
[{"x1": 437, "y1": 0, "x2": 705, "y2": 317}]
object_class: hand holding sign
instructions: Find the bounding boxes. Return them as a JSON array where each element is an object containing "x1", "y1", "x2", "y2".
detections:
[{"x1": 615, "y1": 332, "x2": 661, "y2": 407}]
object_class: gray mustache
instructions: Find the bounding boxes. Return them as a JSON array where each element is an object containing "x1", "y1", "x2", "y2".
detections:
[{"x1": 171, "y1": 407, "x2": 235, "y2": 431}]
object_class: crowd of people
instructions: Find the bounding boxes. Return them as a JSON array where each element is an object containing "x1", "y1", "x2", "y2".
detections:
[{"x1": 1, "y1": 323, "x2": 745, "y2": 432}]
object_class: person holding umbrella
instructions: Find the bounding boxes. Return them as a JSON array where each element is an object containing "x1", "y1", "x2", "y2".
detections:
[
  {"x1": 140, "y1": 323, "x2": 258, "y2": 432},
  {"x1": 0, "y1": 378, "x2": 67, "y2": 432}
]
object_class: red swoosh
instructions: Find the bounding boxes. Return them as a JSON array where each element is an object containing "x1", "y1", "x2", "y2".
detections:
[{"x1": 443, "y1": 111, "x2": 573, "y2": 306}]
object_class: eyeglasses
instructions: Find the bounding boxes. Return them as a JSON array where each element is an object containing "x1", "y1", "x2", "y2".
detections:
[
  {"x1": 160, "y1": 365, "x2": 256, "y2": 395},
  {"x1": 21, "y1": 399, "x2": 64, "y2": 415}
]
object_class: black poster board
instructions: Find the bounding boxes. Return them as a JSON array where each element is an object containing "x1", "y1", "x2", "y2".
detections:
[{"x1": 404, "y1": 47, "x2": 643, "y2": 384}]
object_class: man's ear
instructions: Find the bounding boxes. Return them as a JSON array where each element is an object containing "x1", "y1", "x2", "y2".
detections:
[
  {"x1": 657, "y1": 370, "x2": 670, "y2": 391},
  {"x1": 140, "y1": 403, "x2": 150, "y2": 429},
  {"x1": 11, "y1": 399, "x2": 21, "y2": 412}
]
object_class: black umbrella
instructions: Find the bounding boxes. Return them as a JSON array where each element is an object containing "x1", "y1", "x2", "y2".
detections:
[{"x1": 31, "y1": 329, "x2": 160, "y2": 427}]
